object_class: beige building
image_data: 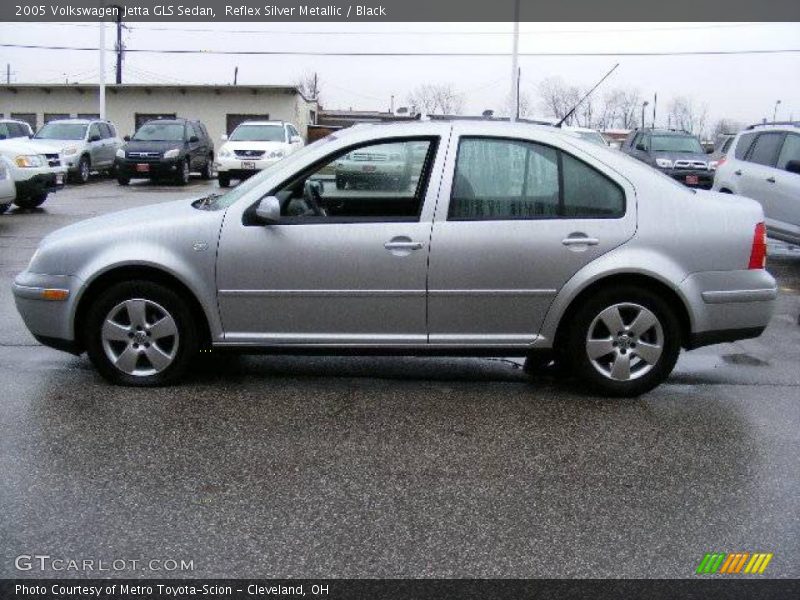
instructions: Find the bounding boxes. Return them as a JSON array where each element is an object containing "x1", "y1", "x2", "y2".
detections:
[{"x1": 0, "y1": 83, "x2": 318, "y2": 144}]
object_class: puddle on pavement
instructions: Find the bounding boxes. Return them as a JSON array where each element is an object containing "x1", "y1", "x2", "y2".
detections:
[{"x1": 721, "y1": 353, "x2": 770, "y2": 367}]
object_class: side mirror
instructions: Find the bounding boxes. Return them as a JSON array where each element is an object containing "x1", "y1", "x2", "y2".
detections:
[
  {"x1": 189, "y1": 135, "x2": 200, "y2": 143},
  {"x1": 255, "y1": 196, "x2": 281, "y2": 224},
  {"x1": 786, "y1": 160, "x2": 800, "y2": 175},
  {"x1": 290, "y1": 135, "x2": 302, "y2": 144},
  {"x1": 636, "y1": 143, "x2": 646, "y2": 151},
  {"x1": 220, "y1": 134, "x2": 228, "y2": 141},
  {"x1": 88, "y1": 134, "x2": 102, "y2": 142},
  {"x1": 123, "y1": 135, "x2": 131, "y2": 142}
]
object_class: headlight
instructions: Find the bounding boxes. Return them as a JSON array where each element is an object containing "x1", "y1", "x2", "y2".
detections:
[
  {"x1": 708, "y1": 161, "x2": 717, "y2": 171},
  {"x1": 14, "y1": 155, "x2": 45, "y2": 168},
  {"x1": 219, "y1": 146, "x2": 232, "y2": 158},
  {"x1": 62, "y1": 146, "x2": 78, "y2": 155},
  {"x1": 655, "y1": 158, "x2": 673, "y2": 169},
  {"x1": 116, "y1": 148, "x2": 125, "y2": 159},
  {"x1": 267, "y1": 150, "x2": 285, "y2": 159},
  {"x1": 163, "y1": 148, "x2": 180, "y2": 159}
]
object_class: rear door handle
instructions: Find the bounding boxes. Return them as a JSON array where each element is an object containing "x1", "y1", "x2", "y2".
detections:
[
  {"x1": 562, "y1": 236, "x2": 600, "y2": 246},
  {"x1": 384, "y1": 241, "x2": 424, "y2": 250},
  {"x1": 734, "y1": 170, "x2": 742, "y2": 176},
  {"x1": 766, "y1": 176, "x2": 776, "y2": 183}
]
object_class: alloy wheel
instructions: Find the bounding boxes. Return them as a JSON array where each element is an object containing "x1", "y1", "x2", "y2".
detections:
[
  {"x1": 101, "y1": 298, "x2": 179, "y2": 376},
  {"x1": 585, "y1": 302, "x2": 664, "y2": 381}
]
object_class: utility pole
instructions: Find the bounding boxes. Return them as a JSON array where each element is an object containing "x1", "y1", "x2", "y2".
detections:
[
  {"x1": 652, "y1": 92, "x2": 657, "y2": 128},
  {"x1": 6, "y1": 63, "x2": 10, "y2": 84},
  {"x1": 98, "y1": 21, "x2": 106, "y2": 119},
  {"x1": 509, "y1": 0, "x2": 520, "y2": 123},
  {"x1": 114, "y1": 6, "x2": 124, "y2": 84},
  {"x1": 233, "y1": 66, "x2": 238, "y2": 85},
  {"x1": 773, "y1": 99, "x2": 781, "y2": 122},
  {"x1": 390, "y1": 94, "x2": 394, "y2": 113},
  {"x1": 641, "y1": 101, "x2": 649, "y2": 129}
]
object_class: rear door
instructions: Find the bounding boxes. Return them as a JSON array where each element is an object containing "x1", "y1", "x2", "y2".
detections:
[
  {"x1": 86, "y1": 122, "x2": 105, "y2": 166},
  {"x1": 737, "y1": 131, "x2": 786, "y2": 219},
  {"x1": 426, "y1": 125, "x2": 637, "y2": 347},
  {"x1": 770, "y1": 132, "x2": 800, "y2": 237}
]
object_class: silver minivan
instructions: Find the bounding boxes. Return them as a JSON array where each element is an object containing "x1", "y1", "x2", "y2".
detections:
[
  {"x1": 13, "y1": 121, "x2": 777, "y2": 396},
  {"x1": 713, "y1": 123, "x2": 800, "y2": 245}
]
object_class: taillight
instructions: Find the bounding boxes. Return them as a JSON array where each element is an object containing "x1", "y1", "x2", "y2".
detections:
[
  {"x1": 748, "y1": 222, "x2": 767, "y2": 269},
  {"x1": 716, "y1": 156, "x2": 726, "y2": 168}
]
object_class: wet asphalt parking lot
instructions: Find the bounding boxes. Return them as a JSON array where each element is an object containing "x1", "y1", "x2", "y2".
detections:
[{"x1": 0, "y1": 176, "x2": 798, "y2": 579}]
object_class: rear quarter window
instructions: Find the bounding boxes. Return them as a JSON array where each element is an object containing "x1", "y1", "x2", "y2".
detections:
[
  {"x1": 747, "y1": 132, "x2": 785, "y2": 167},
  {"x1": 734, "y1": 132, "x2": 757, "y2": 160}
]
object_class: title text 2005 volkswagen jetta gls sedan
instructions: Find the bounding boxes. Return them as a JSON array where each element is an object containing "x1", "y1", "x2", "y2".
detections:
[{"x1": 13, "y1": 121, "x2": 777, "y2": 396}]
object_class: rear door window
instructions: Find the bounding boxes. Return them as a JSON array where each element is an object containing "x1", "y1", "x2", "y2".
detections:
[
  {"x1": 734, "y1": 132, "x2": 757, "y2": 160},
  {"x1": 776, "y1": 133, "x2": 800, "y2": 171},
  {"x1": 747, "y1": 132, "x2": 785, "y2": 167}
]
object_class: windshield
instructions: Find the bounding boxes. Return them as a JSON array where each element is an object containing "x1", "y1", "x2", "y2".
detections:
[
  {"x1": 206, "y1": 135, "x2": 338, "y2": 210},
  {"x1": 133, "y1": 122, "x2": 185, "y2": 142},
  {"x1": 230, "y1": 124, "x2": 286, "y2": 142},
  {"x1": 575, "y1": 131, "x2": 607, "y2": 146},
  {"x1": 651, "y1": 134, "x2": 703, "y2": 153},
  {"x1": 35, "y1": 122, "x2": 87, "y2": 140}
]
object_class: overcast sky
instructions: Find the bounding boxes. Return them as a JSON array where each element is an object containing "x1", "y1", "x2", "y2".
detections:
[{"x1": 1, "y1": 21, "x2": 798, "y2": 128}]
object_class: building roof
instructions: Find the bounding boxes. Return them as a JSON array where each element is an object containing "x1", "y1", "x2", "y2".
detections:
[{"x1": 1, "y1": 83, "x2": 315, "y2": 102}]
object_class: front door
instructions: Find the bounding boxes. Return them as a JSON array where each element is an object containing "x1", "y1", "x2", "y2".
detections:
[
  {"x1": 215, "y1": 136, "x2": 442, "y2": 346},
  {"x1": 427, "y1": 128, "x2": 637, "y2": 347}
]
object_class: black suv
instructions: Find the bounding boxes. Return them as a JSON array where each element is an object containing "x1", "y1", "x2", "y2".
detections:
[
  {"x1": 621, "y1": 128, "x2": 714, "y2": 189},
  {"x1": 115, "y1": 118, "x2": 213, "y2": 185}
]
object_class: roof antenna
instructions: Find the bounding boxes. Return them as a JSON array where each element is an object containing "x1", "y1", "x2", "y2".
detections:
[{"x1": 555, "y1": 63, "x2": 619, "y2": 128}]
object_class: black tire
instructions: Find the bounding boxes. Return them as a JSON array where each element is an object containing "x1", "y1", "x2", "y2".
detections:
[
  {"x1": 117, "y1": 176, "x2": 130, "y2": 186},
  {"x1": 335, "y1": 176, "x2": 346, "y2": 190},
  {"x1": 217, "y1": 173, "x2": 231, "y2": 188},
  {"x1": 200, "y1": 156, "x2": 213, "y2": 179},
  {"x1": 14, "y1": 193, "x2": 48, "y2": 209},
  {"x1": 84, "y1": 280, "x2": 199, "y2": 386},
  {"x1": 564, "y1": 285, "x2": 681, "y2": 397},
  {"x1": 74, "y1": 155, "x2": 91, "y2": 184},
  {"x1": 175, "y1": 159, "x2": 190, "y2": 186},
  {"x1": 0, "y1": 203, "x2": 9, "y2": 214}
]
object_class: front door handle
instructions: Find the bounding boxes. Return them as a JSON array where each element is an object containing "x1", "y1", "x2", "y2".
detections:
[
  {"x1": 562, "y1": 236, "x2": 600, "y2": 246},
  {"x1": 384, "y1": 241, "x2": 424, "y2": 250},
  {"x1": 766, "y1": 176, "x2": 776, "y2": 183},
  {"x1": 734, "y1": 169, "x2": 742, "y2": 176}
]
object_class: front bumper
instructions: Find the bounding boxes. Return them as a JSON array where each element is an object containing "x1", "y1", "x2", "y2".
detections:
[
  {"x1": 13, "y1": 271, "x2": 83, "y2": 351},
  {"x1": 680, "y1": 269, "x2": 777, "y2": 349},
  {"x1": 215, "y1": 156, "x2": 282, "y2": 175},
  {"x1": 15, "y1": 171, "x2": 67, "y2": 198},
  {"x1": 663, "y1": 168, "x2": 714, "y2": 189},
  {"x1": 115, "y1": 158, "x2": 183, "y2": 178}
]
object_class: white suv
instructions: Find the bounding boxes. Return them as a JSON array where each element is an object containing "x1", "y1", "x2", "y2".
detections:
[
  {"x1": 0, "y1": 138, "x2": 67, "y2": 209},
  {"x1": 713, "y1": 122, "x2": 800, "y2": 245},
  {"x1": 215, "y1": 121, "x2": 304, "y2": 187}
]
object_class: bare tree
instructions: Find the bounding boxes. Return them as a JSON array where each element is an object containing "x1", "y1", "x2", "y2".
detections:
[
  {"x1": 297, "y1": 71, "x2": 322, "y2": 103},
  {"x1": 503, "y1": 89, "x2": 533, "y2": 118},
  {"x1": 406, "y1": 84, "x2": 464, "y2": 115},
  {"x1": 616, "y1": 90, "x2": 643, "y2": 130},
  {"x1": 711, "y1": 118, "x2": 745, "y2": 139},
  {"x1": 538, "y1": 77, "x2": 580, "y2": 124},
  {"x1": 668, "y1": 96, "x2": 708, "y2": 135}
]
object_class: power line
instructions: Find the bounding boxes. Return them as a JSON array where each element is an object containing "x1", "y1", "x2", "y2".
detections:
[{"x1": 2, "y1": 43, "x2": 800, "y2": 57}]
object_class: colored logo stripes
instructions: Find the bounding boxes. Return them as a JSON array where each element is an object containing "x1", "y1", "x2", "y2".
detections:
[{"x1": 696, "y1": 552, "x2": 773, "y2": 574}]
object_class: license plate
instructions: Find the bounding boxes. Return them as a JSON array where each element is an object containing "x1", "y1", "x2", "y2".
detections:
[
  {"x1": 686, "y1": 175, "x2": 699, "y2": 185},
  {"x1": 363, "y1": 165, "x2": 377, "y2": 172},
  {"x1": 241, "y1": 161, "x2": 256, "y2": 170},
  {"x1": 136, "y1": 163, "x2": 150, "y2": 173},
  {"x1": 55, "y1": 173, "x2": 64, "y2": 185}
]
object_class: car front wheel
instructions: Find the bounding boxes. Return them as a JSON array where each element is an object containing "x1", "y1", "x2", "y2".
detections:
[
  {"x1": 176, "y1": 159, "x2": 190, "y2": 185},
  {"x1": 85, "y1": 281, "x2": 199, "y2": 386},
  {"x1": 565, "y1": 286, "x2": 681, "y2": 397},
  {"x1": 74, "y1": 155, "x2": 91, "y2": 184},
  {"x1": 217, "y1": 173, "x2": 230, "y2": 188},
  {"x1": 14, "y1": 192, "x2": 48, "y2": 209}
]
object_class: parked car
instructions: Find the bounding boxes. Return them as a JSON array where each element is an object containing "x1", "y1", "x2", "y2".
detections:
[
  {"x1": 621, "y1": 128, "x2": 714, "y2": 189},
  {"x1": 0, "y1": 118, "x2": 34, "y2": 141},
  {"x1": 713, "y1": 122, "x2": 800, "y2": 245},
  {"x1": 32, "y1": 118, "x2": 122, "y2": 184},
  {"x1": 216, "y1": 121, "x2": 304, "y2": 187},
  {"x1": 708, "y1": 133, "x2": 736, "y2": 170},
  {"x1": 0, "y1": 138, "x2": 66, "y2": 209},
  {"x1": 565, "y1": 126, "x2": 608, "y2": 146},
  {"x1": 334, "y1": 142, "x2": 413, "y2": 190},
  {"x1": 0, "y1": 156, "x2": 16, "y2": 213},
  {"x1": 13, "y1": 121, "x2": 775, "y2": 396},
  {"x1": 115, "y1": 118, "x2": 213, "y2": 186}
]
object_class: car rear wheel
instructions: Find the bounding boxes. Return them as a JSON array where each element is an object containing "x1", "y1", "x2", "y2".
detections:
[
  {"x1": 0, "y1": 203, "x2": 9, "y2": 214},
  {"x1": 14, "y1": 192, "x2": 48, "y2": 209},
  {"x1": 85, "y1": 281, "x2": 199, "y2": 386},
  {"x1": 217, "y1": 173, "x2": 230, "y2": 188},
  {"x1": 200, "y1": 156, "x2": 213, "y2": 179},
  {"x1": 117, "y1": 176, "x2": 130, "y2": 186},
  {"x1": 565, "y1": 286, "x2": 681, "y2": 397}
]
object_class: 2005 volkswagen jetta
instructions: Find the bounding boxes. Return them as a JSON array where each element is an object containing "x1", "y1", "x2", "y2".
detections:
[{"x1": 13, "y1": 121, "x2": 777, "y2": 396}]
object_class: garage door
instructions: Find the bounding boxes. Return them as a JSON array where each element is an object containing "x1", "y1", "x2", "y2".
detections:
[{"x1": 226, "y1": 114, "x2": 270, "y2": 135}]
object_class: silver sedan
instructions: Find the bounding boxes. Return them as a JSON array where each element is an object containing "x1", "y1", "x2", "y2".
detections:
[{"x1": 13, "y1": 121, "x2": 777, "y2": 396}]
